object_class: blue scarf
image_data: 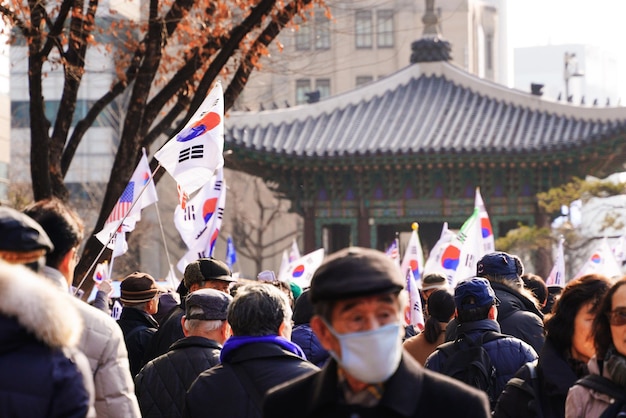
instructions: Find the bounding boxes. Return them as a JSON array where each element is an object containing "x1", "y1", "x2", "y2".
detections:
[{"x1": 220, "y1": 335, "x2": 306, "y2": 362}]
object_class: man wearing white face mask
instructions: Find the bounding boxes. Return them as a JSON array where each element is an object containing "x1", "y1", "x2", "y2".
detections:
[{"x1": 263, "y1": 247, "x2": 490, "y2": 418}]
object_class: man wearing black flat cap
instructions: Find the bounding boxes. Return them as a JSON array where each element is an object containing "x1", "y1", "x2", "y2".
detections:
[
  {"x1": 135, "y1": 289, "x2": 232, "y2": 418},
  {"x1": 145, "y1": 257, "x2": 237, "y2": 362},
  {"x1": 264, "y1": 247, "x2": 490, "y2": 418}
]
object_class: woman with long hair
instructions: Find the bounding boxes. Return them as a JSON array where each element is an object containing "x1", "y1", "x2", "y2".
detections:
[
  {"x1": 566, "y1": 277, "x2": 626, "y2": 418},
  {"x1": 495, "y1": 274, "x2": 612, "y2": 418},
  {"x1": 403, "y1": 289, "x2": 455, "y2": 365}
]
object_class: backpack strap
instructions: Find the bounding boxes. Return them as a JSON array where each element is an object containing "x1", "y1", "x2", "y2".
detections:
[{"x1": 576, "y1": 374, "x2": 626, "y2": 402}]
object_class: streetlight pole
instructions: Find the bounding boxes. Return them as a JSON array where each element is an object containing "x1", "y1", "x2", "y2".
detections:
[{"x1": 564, "y1": 52, "x2": 584, "y2": 103}]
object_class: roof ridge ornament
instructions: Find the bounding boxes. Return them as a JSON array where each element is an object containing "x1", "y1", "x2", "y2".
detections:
[{"x1": 410, "y1": 0, "x2": 452, "y2": 63}]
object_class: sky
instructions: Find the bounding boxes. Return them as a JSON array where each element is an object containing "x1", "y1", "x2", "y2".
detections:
[{"x1": 506, "y1": 0, "x2": 626, "y2": 53}]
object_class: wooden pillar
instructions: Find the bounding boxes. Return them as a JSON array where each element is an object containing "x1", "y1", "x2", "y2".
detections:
[
  {"x1": 303, "y1": 207, "x2": 316, "y2": 253},
  {"x1": 357, "y1": 206, "x2": 371, "y2": 248}
]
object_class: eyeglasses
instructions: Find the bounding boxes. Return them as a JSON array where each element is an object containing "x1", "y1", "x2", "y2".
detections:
[{"x1": 607, "y1": 309, "x2": 626, "y2": 326}]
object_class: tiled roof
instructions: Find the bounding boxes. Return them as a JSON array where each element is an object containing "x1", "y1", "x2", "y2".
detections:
[{"x1": 226, "y1": 61, "x2": 626, "y2": 159}]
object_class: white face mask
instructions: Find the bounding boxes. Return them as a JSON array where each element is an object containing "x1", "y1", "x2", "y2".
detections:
[{"x1": 325, "y1": 321, "x2": 403, "y2": 384}]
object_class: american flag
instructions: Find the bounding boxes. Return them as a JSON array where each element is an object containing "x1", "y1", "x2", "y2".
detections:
[
  {"x1": 106, "y1": 182, "x2": 134, "y2": 224},
  {"x1": 385, "y1": 239, "x2": 400, "y2": 266}
]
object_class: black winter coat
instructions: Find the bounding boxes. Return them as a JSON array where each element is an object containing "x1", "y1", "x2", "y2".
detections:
[
  {"x1": 447, "y1": 282, "x2": 545, "y2": 353},
  {"x1": 135, "y1": 336, "x2": 222, "y2": 418},
  {"x1": 0, "y1": 314, "x2": 90, "y2": 418},
  {"x1": 494, "y1": 338, "x2": 581, "y2": 418},
  {"x1": 144, "y1": 305, "x2": 185, "y2": 363},
  {"x1": 263, "y1": 352, "x2": 491, "y2": 418},
  {"x1": 291, "y1": 324, "x2": 329, "y2": 367},
  {"x1": 184, "y1": 342, "x2": 319, "y2": 418},
  {"x1": 118, "y1": 307, "x2": 159, "y2": 376}
]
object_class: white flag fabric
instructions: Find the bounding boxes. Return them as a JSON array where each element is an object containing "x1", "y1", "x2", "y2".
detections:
[
  {"x1": 612, "y1": 235, "x2": 626, "y2": 264},
  {"x1": 475, "y1": 187, "x2": 495, "y2": 254},
  {"x1": 278, "y1": 250, "x2": 290, "y2": 281},
  {"x1": 289, "y1": 239, "x2": 301, "y2": 263},
  {"x1": 96, "y1": 149, "x2": 158, "y2": 248},
  {"x1": 572, "y1": 238, "x2": 623, "y2": 280},
  {"x1": 155, "y1": 82, "x2": 224, "y2": 195},
  {"x1": 546, "y1": 236, "x2": 566, "y2": 287},
  {"x1": 112, "y1": 231, "x2": 128, "y2": 258},
  {"x1": 175, "y1": 168, "x2": 226, "y2": 272},
  {"x1": 424, "y1": 222, "x2": 459, "y2": 286},
  {"x1": 452, "y1": 208, "x2": 483, "y2": 287},
  {"x1": 405, "y1": 270, "x2": 425, "y2": 331},
  {"x1": 400, "y1": 228, "x2": 425, "y2": 288},
  {"x1": 278, "y1": 248, "x2": 325, "y2": 289}
]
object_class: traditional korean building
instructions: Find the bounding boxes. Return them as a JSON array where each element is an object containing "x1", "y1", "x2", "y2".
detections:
[{"x1": 225, "y1": 7, "x2": 626, "y2": 262}]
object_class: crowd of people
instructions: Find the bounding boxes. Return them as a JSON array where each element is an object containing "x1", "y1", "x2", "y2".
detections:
[{"x1": 0, "y1": 198, "x2": 625, "y2": 417}]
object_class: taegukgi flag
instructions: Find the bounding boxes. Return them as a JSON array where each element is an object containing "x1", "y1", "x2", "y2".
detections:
[
  {"x1": 400, "y1": 226, "x2": 425, "y2": 288},
  {"x1": 175, "y1": 168, "x2": 226, "y2": 272},
  {"x1": 423, "y1": 222, "x2": 459, "y2": 286},
  {"x1": 278, "y1": 248, "x2": 325, "y2": 289},
  {"x1": 154, "y1": 82, "x2": 224, "y2": 195},
  {"x1": 475, "y1": 187, "x2": 495, "y2": 254},
  {"x1": 572, "y1": 237, "x2": 623, "y2": 280},
  {"x1": 405, "y1": 269, "x2": 425, "y2": 331},
  {"x1": 452, "y1": 208, "x2": 483, "y2": 287}
]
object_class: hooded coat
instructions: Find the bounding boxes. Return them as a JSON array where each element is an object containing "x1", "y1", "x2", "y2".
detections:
[{"x1": 0, "y1": 261, "x2": 95, "y2": 418}]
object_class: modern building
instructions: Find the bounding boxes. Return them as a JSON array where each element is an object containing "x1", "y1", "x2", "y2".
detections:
[{"x1": 235, "y1": 0, "x2": 508, "y2": 111}]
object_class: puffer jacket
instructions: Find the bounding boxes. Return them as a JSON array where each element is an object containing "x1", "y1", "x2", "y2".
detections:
[
  {"x1": 495, "y1": 338, "x2": 582, "y2": 418},
  {"x1": 118, "y1": 307, "x2": 159, "y2": 376},
  {"x1": 426, "y1": 319, "x2": 538, "y2": 398},
  {"x1": 565, "y1": 357, "x2": 616, "y2": 418},
  {"x1": 0, "y1": 262, "x2": 94, "y2": 418},
  {"x1": 135, "y1": 336, "x2": 222, "y2": 418},
  {"x1": 291, "y1": 324, "x2": 329, "y2": 367},
  {"x1": 43, "y1": 266, "x2": 141, "y2": 418}
]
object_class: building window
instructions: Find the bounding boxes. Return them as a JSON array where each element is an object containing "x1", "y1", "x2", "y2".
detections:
[
  {"x1": 355, "y1": 10, "x2": 373, "y2": 49},
  {"x1": 377, "y1": 10, "x2": 394, "y2": 48},
  {"x1": 295, "y1": 18, "x2": 311, "y2": 50},
  {"x1": 316, "y1": 79, "x2": 330, "y2": 99},
  {"x1": 315, "y1": 11, "x2": 330, "y2": 50},
  {"x1": 295, "y1": 79, "x2": 311, "y2": 105},
  {"x1": 356, "y1": 76, "x2": 373, "y2": 87},
  {"x1": 485, "y1": 34, "x2": 493, "y2": 71},
  {"x1": 10, "y1": 100, "x2": 116, "y2": 128}
]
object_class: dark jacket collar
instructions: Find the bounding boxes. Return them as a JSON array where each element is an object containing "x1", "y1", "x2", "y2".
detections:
[
  {"x1": 170, "y1": 335, "x2": 222, "y2": 352},
  {"x1": 306, "y1": 352, "x2": 424, "y2": 416},
  {"x1": 119, "y1": 306, "x2": 159, "y2": 328},
  {"x1": 226, "y1": 341, "x2": 305, "y2": 364},
  {"x1": 457, "y1": 318, "x2": 501, "y2": 337},
  {"x1": 490, "y1": 281, "x2": 543, "y2": 319}
]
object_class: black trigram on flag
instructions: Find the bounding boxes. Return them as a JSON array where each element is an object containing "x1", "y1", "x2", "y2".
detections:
[
  {"x1": 178, "y1": 145, "x2": 204, "y2": 163},
  {"x1": 196, "y1": 250, "x2": 207, "y2": 258},
  {"x1": 183, "y1": 204, "x2": 196, "y2": 222},
  {"x1": 214, "y1": 180, "x2": 223, "y2": 192},
  {"x1": 215, "y1": 207, "x2": 224, "y2": 221}
]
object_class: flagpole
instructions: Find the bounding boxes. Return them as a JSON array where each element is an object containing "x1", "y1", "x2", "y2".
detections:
[
  {"x1": 74, "y1": 162, "x2": 162, "y2": 296},
  {"x1": 153, "y1": 199, "x2": 176, "y2": 282}
]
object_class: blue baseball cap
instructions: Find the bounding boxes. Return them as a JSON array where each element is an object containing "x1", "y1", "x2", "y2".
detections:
[
  {"x1": 454, "y1": 277, "x2": 498, "y2": 310},
  {"x1": 476, "y1": 252, "x2": 523, "y2": 281}
]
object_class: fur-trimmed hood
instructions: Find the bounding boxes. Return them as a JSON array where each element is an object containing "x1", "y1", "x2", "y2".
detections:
[{"x1": 0, "y1": 260, "x2": 82, "y2": 349}]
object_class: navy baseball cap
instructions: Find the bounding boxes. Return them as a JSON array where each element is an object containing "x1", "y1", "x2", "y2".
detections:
[
  {"x1": 476, "y1": 252, "x2": 523, "y2": 281},
  {"x1": 454, "y1": 277, "x2": 498, "y2": 311}
]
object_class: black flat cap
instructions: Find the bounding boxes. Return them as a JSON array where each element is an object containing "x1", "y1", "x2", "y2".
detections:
[
  {"x1": 309, "y1": 247, "x2": 404, "y2": 303},
  {"x1": 0, "y1": 207, "x2": 54, "y2": 253},
  {"x1": 183, "y1": 257, "x2": 235, "y2": 289}
]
